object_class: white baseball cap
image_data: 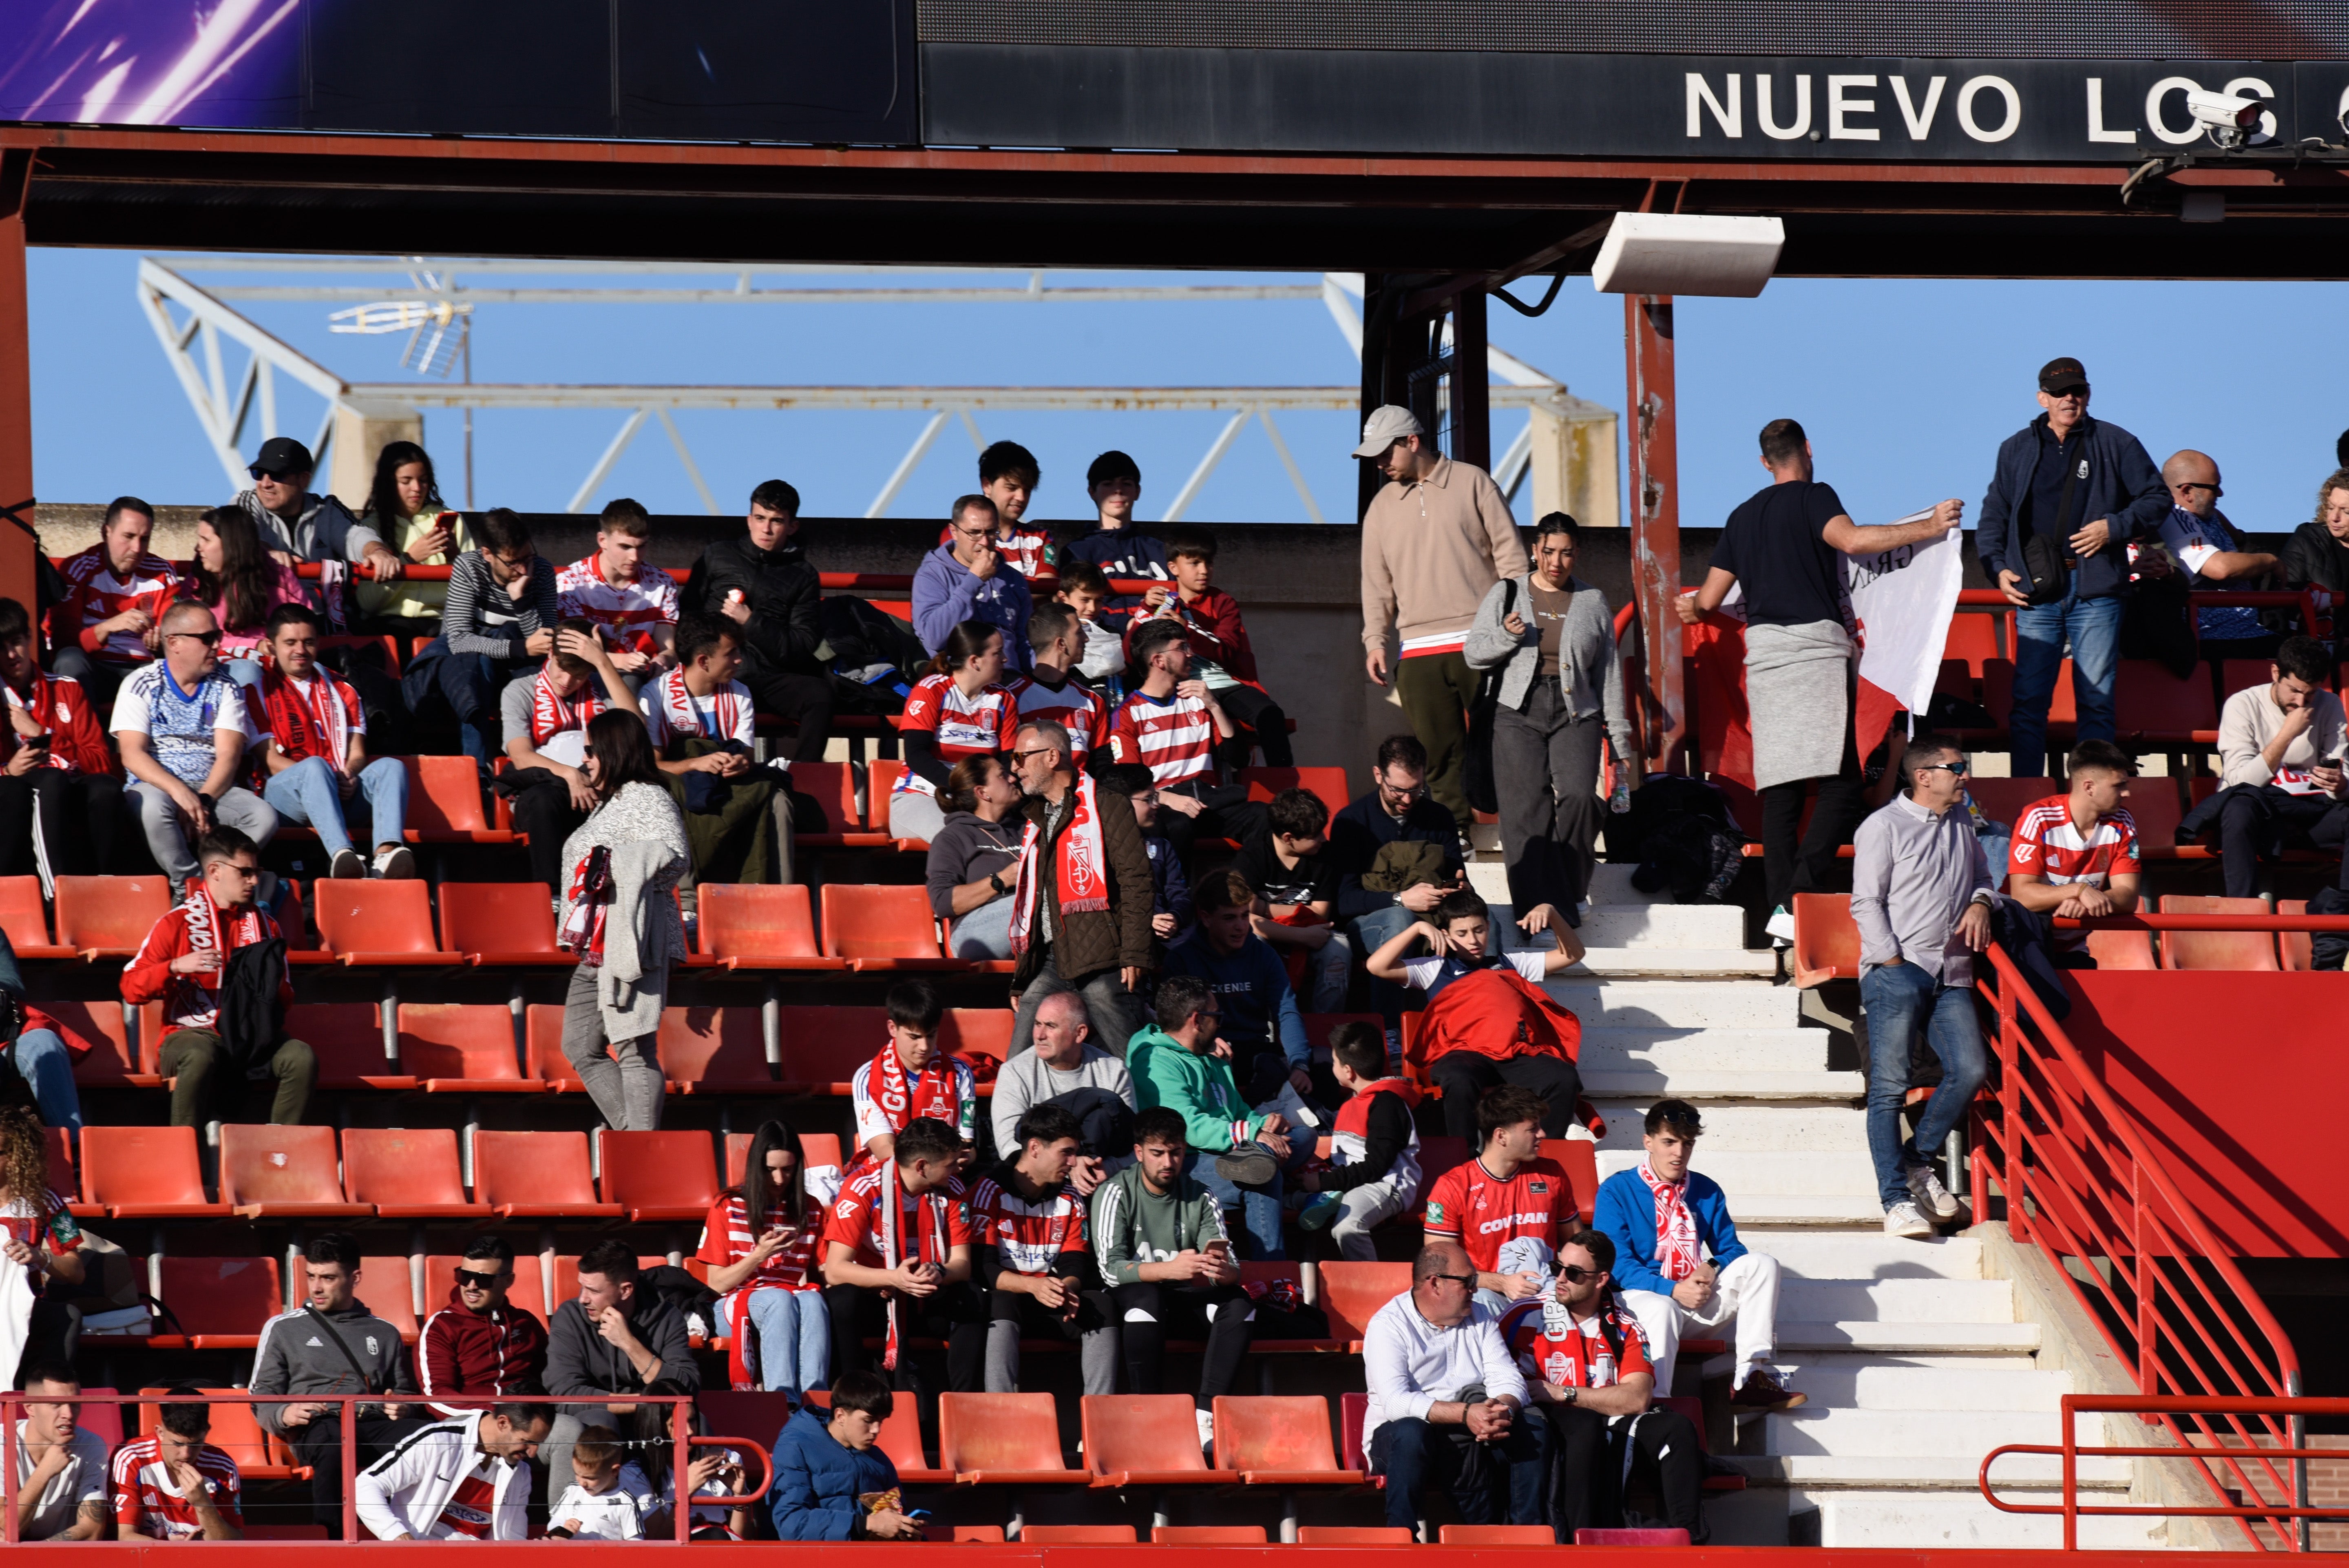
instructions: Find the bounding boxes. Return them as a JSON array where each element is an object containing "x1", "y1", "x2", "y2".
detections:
[{"x1": 1352, "y1": 404, "x2": 1426, "y2": 459}]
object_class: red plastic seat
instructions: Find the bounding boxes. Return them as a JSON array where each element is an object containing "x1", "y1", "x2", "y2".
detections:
[
  {"x1": 137, "y1": 1388, "x2": 298, "y2": 1478},
  {"x1": 943, "y1": 1007, "x2": 1012, "y2": 1079},
  {"x1": 473, "y1": 1130, "x2": 620, "y2": 1219},
  {"x1": 407, "y1": 754, "x2": 517, "y2": 843},
  {"x1": 1977, "y1": 658, "x2": 2017, "y2": 733},
  {"x1": 2157, "y1": 894, "x2": 2277, "y2": 972},
  {"x1": 599, "y1": 1129, "x2": 721, "y2": 1222},
  {"x1": 291, "y1": 1002, "x2": 418, "y2": 1091},
  {"x1": 1790, "y1": 892, "x2": 1859, "y2": 989},
  {"x1": 2220, "y1": 658, "x2": 2279, "y2": 700},
  {"x1": 788, "y1": 761, "x2": 893, "y2": 848},
  {"x1": 938, "y1": 1392, "x2": 1087, "y2": 1484},
  {"x1": 1213, "y1": 1396, "x2": 1366, "y2": 1484},
  {"x1": 926, "y1": 1526, "x2": 1007, "y2": 1542},
  {"x1": 439, "y1": 881, "x2": 572, "y2": 966},
  {"x1": 1083, "y1": 1394, "x2": 1218, "y2": 1486},
  {"x1": 1441, "y1": 1525, "x2": 1555, "y2": 1544},
  {"x1": 776, "y1": 1005, "x2": 892, "y2": 1092},
  {"x1": 219, "y1": 1125, "x2": 371, "y2": 1219},
  {"x1": 2115, "y1": 660, "x2": 2219, "y2": 743},
  {"x1": 0, "y1": 874, "x2": 69, "y2": 958},
  {"x1": 362, "y1": 1254, "x2": 422, "y2": 1342},
  {"x1": 1025, "y1": 1526, "x2": 1137, "y2": 1543},
  {"x1": 523, "y1": 1003, "x2": 588, "y2": 1093},
  {"x1": 2120, "y1": 778, "x2": 2188, "y2": 860},
  {"x1": 343, "y1": 1127, "x2": 488, "y2": 1219},
  {"x1": 1576, "y1": 1528, "x2": 1693, "y2": 1546},
  {"x1": 695, "y1": 884, "x2": 846, "y2": 970},
  {"x1": 425, "y1": 1252, "x2": 552, "y2": 1320},
  {"x1": 155, "y1": 1257, "x2": 283, "y2": 1349},
  {"x1": 80, "y1": 1125, "x2": 228, "y2": 1218},
  {"x1": 72, "y1": 1388, "x2": 124, "y2": 1450},
  {"x1": 819, "y1": 883, "x2": 967, "y2": 971},
  {"x1": 313, "y1": 880, "x2": 462, "y2": 966},
  {"x1": 1317, "y1": 1261, "x2": 1411, "y2": 1350},
  {"x1": 659, "y1": 1006, "x2": 784, "y2": 1093},
  {"x1": 1238, "y1": 766, "x2": 1350, "y2": 820},
  {"x1": 1942, "y1": 611, "x2": 2004, "y2": 675},
  {"x1": 57, "y1": 999, "x2": 166, "y2": 1088},
  {"x1": 41, "y1": 1125, "x2": 82, "y2": 1216},
  {"x1": 725, "y1": 1131, "x2": 844, "y2": 1184},
  {"x1": 868, "y1": 761, "x2": 906, "y2": 829},
  {"x1": 2278, "y1": 899, "x2": 2315, "y2": 972},
  {"x1": 53, "y1": 873, "x2": 172, "y2": 959},
  {"x1": 400, "y1": 1003, "x2": 535, "y2": 1092},
  {"x1": 1153, "y1": 1526, "x2": 1267, "y2": 1544},
  {"x1": 1960, "y1": 776, "x2": 2055, "y2": 830},
  {"x1": 2086, "y1": 926, "x2": 2158, "y2": 970},
  {"x1": 1298, "y1": 1527, "x2": 1414, "y2": 1544}
]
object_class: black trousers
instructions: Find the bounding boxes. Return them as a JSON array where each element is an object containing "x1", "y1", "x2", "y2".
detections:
[
  {"x1": 1153, "y1": 781, "x2": 1269, "y2": 861},
  {"x1": 2216, "y1": 786, "x2": 2349, "y2": 898},
  {"x1": 989, "y1": 1282, "x2": 1115, "y2": 1336},
  {"x1": 1111, "y1": 1280, "x2": 1253, "y2": 1409},
  {"x1": 823, "y1": 1280, "x2": 989, "y2": 1393},
  {"x1": 1757, "y1": 667, "x2": 1866, "y2": 914},
  {"x1": 742, "y1": 667, "x2": 836, "y2": 763},
  {"x1": 1542, "y1": 1402, "x2": 1705, "y2": 1541},
  {"x1": 1214, "y1": 683, "x2": 1294, "y2": 769},
  {"x1": 505, "y1": 775, "x2": 588, "y2": 890},
  {"x1": 0, "y1": 769, "x2": 124, "y2": 876},
  {"x1": 1429, "y1": 1051, "x2": 1583, "y2": 1142},
  {"x1": 286, "y1": 1413, "x2": 427, "y2": 1537}
]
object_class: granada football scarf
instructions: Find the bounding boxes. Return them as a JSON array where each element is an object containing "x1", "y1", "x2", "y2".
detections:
[
  {"x1": 866, "y1": 1041, "x2": 964, "y2": 1145},
  {"x1": 261, "y1": 670, "x2": 354, "y2": 775},
  {"x1": 530, "y1": 668, "x2": 608, "y2": 746},
  {"x1": 650, "y1": 667, "x2": 749, "y2": 746},
  {"x1": 1006, "y1": 775, "x2": 1108, "y2": 957},
  {"x1": 1639, "y1": 1159, "x2": 1703, "y2": 1282}
]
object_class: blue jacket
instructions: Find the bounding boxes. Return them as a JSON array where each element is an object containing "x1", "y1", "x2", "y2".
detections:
[
  {"x1": 1145, "y1": 833, "x2": 1194, "y2": 934},
  {"x1": 767, "y1": 1405, "x2": 898, "y2": 1541},
  {"x1": 1162, "y1": 931, "x2": 1308, "y2": 1071},
  {"x1": 1593, "y1": 1168, "x2": 1748, "y2": 1298},
  {"x1": 1976, "y1": 412, "x2": 2168, "y2": 602},
  {"x1": 912, "y1": 543, "x2": 1033, "y2": 670}
]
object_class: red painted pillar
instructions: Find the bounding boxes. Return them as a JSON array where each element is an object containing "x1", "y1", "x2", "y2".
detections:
[
  {"x1": 0, "y1": 149, "x2": 37, "y2": 619},
  {"x1": 1625, "y1": 291, "x2": 1684, "y2": 767}
]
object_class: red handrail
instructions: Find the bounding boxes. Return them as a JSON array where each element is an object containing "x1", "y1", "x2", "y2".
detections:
[
  {"x1": 1972, "y1": 942, "x2": 2307, "y2": 1550},
  {"x1": 60, "y1": 558, "x2": 1160, "y2": 596},
  {"x1": 0, "y1": 1391, "x2": 753, "y2": 1545},
  {"x1": 1982, "y1": 1394, "x2": 2349, "y2": 1551}
]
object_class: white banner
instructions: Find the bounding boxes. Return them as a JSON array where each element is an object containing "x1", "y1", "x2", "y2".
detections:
[{"x1": 1840, "y1": 510, "x2": 1963, "y2": 717}]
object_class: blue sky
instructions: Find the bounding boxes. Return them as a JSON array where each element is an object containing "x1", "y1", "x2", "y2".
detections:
[{"x1": 27, "y1": 248, "x2": 2349, "y2": 535}]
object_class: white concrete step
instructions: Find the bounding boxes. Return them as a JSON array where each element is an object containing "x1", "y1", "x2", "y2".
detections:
[
  {"x1": 1578, "y1": 1026, "x2": 1828, "y2": 1074},
  {"x1": 1567, "y1": 947, "x2": 1778, "y2": 977},
  {"x1": 1800, "y1": 1491, "x2": 2161, "y2": 1548},
  {"x1": 1548, "y1": 979, "x2": 1799, "y2": 1029},
  {"x1": 1779, "y1": 1319, "x2": 2042, "y2": 1354},
  {"x1": 1461, "y1": 862, "x2": 1671, "y2": 907},
  {"x1": 1595, "y1": 1147, "x2": 1878, "y2": 1196},
  {"x1": 1761, "y1": 1232, "x2": 1985, "y2": 1281},
  {"x1": 1591, "y1": 1103, "x2": 1863, "y2": 1152},
  {"x1": 1580, "y1": 1069, "x2": 1865, "y2": 1101},
  {"x1": 1777, "y1": 1363, "x2": 2068, "y2": 1412},
  {"x1": 1779, "y1": 1278, "x2": 2015, "y2": 1325},
  {"x1": 1572, "y1": 903, "x2": 1748, "y2": 950},
  {"x1": 1761, "y1": 1406, "x2": 2093, "y2": 1459},
  {"x1": 1788, "y1": 1349, "x2": 2038, "y2": 1374},
  {"x1": 1745, "y1": 1452, "x2": 2131, "y2": 1487},
  {"x1": 1709, "y1": 1195, "x2": 1891, "y2": 1227}
]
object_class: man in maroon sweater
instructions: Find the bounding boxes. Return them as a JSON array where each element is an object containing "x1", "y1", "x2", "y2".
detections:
[{"x1": 421, "y1": 1236, "x2": 549, "y2": 1411}]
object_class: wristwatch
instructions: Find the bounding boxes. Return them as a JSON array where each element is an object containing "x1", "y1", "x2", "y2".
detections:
[
  {"x1": 988, "y1": 871, "x2": 1010, "y2": 897},
  {"x1": 1562, "y1": 1385, "x2": 1578, "y2": 1406}
]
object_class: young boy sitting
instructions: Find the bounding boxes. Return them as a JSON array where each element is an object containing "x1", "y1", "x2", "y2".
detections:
[
  {"x1": 1232, "y1": 787, "x2": 1348, "y2": 1012},
  {"x1": 1055, "y1": 560, "x2": 1129, "y2": 691},
  {"x1": 546, "y1": 1425, "x2": 659, "y2": 1540},
  {"x1": 1107, "y1": 618, "x2": 1267, "y2": 858},
  {"x1": 1129, "y1": 528, "x2": 1291, "y2": 768},
  {"x1": 1293, "y1": 1020, "x2": 1423, "y2": 1261},
  {"x1": 1103, "y1": 762, "x2": 1192, "y2": 946},
  {"x1": 848, "y1": 979, "x2": 977, "y2": 1172}
]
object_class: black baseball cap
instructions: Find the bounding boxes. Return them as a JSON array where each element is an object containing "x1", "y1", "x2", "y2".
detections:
[
  {"x1": 2037, "y1": 358, "x2": 2089, "y2": 396},
  {"x1": 249, "y1": 436, "x2": 315, "y2": 479}
]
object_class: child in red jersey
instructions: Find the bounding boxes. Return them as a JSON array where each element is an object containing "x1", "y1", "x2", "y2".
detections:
[{"x1": 1293, "y1": 1021, "x2": 1422, "y2": 1261}]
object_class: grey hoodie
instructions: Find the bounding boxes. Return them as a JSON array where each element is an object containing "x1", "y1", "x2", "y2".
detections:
[
  {"x1": 250, "y1": 1299, "x2": 416, "y2": 1436},
  {"x1": 546, "y1": 1292, "x2": 699, "y2": 1400}
]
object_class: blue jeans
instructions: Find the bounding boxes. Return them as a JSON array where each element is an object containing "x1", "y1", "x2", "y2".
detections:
[
  {"x1": 414, "y1": 640, "x2": 526, "y2": 767},
  {"x1": 263, "y1": 755, "x2": 409, "y2": 859},
  {"x1": 1369, "y1": 1412, "x2": 1551, "y2": 1535},
  {"x1": 1348, "y1": 904, "x2": 1418, "y2": 1026},
  {"x1": 2010, "y1": 591, "x2": 2124, "y2": 777},
  {"x1": 1186, "y1": 1147, "x2": 1284, "y2": 1261},
  {"x1": 1860, "y1": 963, "x2": 1989, "y2": 1210},
  {"x1": 745, "y1": 1287, "x2": 831, "y2": 1400},
  {"x1": 9, "y1": 1028, "x2": 81, "y2": 1137}
]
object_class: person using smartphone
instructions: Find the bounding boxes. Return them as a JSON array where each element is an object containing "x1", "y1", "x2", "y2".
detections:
[
  {"x1": 356, "y1": 440, "x2": 468, "y2": 638},
  {"x1": 697, "y1": 1120, "x2": 828, "y2": 1403}
]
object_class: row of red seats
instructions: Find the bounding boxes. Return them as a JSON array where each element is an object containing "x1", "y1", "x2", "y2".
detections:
[
  {"x1": 1925, "y1": 655, "x2": 2289, "y2": 749},
  {"x1": 796, "y1": 763, "x2": 1352, "y2": 853}
]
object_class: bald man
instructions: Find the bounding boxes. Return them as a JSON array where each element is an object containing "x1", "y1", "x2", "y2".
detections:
[
  {"x1": 2157, "y1": 450, "x2": 2280, "y2": 660},
  {"x1": 114, "y1": 603, "x2": 278, "y2": 890}
]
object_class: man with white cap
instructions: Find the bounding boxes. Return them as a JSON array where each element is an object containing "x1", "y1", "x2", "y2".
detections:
[{"x1": 1356, "y1": 406, "x2": 1529, "y2": 838}]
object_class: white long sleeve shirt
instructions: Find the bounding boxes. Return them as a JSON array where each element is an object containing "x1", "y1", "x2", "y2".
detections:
[
  {"x1": 1361, "y1": 1292, "x2": 1529, "y2": 1456},
  {"x1": 353, "y1": 1415, "x2": 532, "y2": 1541}
]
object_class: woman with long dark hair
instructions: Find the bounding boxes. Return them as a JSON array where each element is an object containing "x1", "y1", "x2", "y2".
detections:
[
  {"x1": 696, "y1": 1119, "x2": 830, "y2": 1400},
  {"x1": 356, "y1": 440, "x2": 467, "y2": 636},
  {"x1": 184, "y1": 505, "x2": 308, "y2": 687},
  {"x1": 0, "y1": 1104, "x2": 87, "y2": 1365},
  {"x1": 926, "y1": 753, "x2": 1025, "y2": 959},
  {"x1": 556, "y1": 707, "x2": 687, "y2": 1132},
  {"x1": 889, "y1": 618, "x2": 1016, "y2": 843}
]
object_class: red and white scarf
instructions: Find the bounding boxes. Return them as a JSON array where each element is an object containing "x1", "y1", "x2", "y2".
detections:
[
  {"x1": 260, "y1": 668, "x2": 356, "y2": 777},
  {"x1": 649, "y1": 667, "x2": 750, "y2": 746},
  {"x1": 530, "y1": 668, "x2": 608, "y2": 747},
  {"x1": 1005, "y1": 774, "x2": 1109, "y2": 957},
  {"x1": 866, "y1": 1042, "x2": 964, "y2": 1147},
  {"x1": 1638, "y1": 1159, "x2": 1702, "y2": 1282}
]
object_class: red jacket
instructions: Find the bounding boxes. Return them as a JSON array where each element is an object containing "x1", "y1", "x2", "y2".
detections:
[
  {"x1": 1125, "y1": 588, "x2": 1258, "y2": 683},
  {"x1": 120, "y1": 890, "x2": 292, "y2": 1032},
  {"x1": 421, "y1": 1288, "x2": 549, "y2": 1402},
  {"x1": 3, "y1": 672, "x2": 117, "y2": 777}
]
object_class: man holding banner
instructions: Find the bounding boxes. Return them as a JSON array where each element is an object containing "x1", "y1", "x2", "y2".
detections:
[{"x1": 1677, "y1": 420, "x2": 1964, "y2": 941}]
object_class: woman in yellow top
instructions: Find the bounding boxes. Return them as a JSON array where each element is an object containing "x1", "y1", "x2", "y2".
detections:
[{"x1": 356, "y1": 440, "x2": 468, "y2": 638}]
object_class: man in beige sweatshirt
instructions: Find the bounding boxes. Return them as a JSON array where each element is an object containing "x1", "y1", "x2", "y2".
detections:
[
  {"x1": 1356, "y1": 405, "x2": 1528, "y2": 835},
  {"x1": 2208, "y1": 634, "x2": 2349, "y2": 898}
]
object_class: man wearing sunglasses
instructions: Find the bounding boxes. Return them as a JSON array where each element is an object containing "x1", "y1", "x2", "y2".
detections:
[
  {"x1": 1851, "y1": 731, "x2": 1995, "y2": 1241},
  {"x1": 421, "y1": 1236, "x2": 550, "y2": 1416},
  {"x1": 113, "y1": 602, "x2": 278, "y2": 894},
  {"x1": 235, "y1": 435, "x2": 405, "y2": 580}
]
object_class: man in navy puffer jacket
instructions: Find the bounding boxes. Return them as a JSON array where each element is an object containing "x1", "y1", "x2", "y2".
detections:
[{"x1": 767, "y1": 1372, "x2": 923, "y2": 1540}]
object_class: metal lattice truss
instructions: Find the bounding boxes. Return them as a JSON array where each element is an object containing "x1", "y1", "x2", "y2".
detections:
[{"x1": 138, "y1": 257, "x2": 1614, "y2": 519}]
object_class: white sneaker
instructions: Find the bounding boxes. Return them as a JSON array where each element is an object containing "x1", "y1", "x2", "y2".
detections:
[
  {"x1": 329, "y1": 848, "x2": 366, "y2": 880},
  {"x1": 1905, "y1": 1164, "x2": 1962, "y2": 1222},
  {"x1": 1194, "y1": 1407, "x2": 1215, "y2": 1454},
  {"x1": 372, "y1": 846, "x2": 416, "y2": 880},
  {"x1": 1764, "y1": 905, "x2": 1796, "y2": 946},
  {"x1": 1883, "y1": 1200, "x2": 1934, "y2": 1239}
]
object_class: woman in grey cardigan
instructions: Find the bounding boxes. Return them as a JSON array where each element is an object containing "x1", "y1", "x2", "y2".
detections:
[
  {"x1": 558, "y1": 708, "x2": 689, "y2": 1131},
  {"x1": 1464, "y1": 512, "x2": 1635, "y2": 921}
]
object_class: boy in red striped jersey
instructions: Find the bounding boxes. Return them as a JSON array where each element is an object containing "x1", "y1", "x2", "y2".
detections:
[
  {"x1": 112, "y1": 1391, "x2": 243, "y2": 1540},
  {"x1": 970, "y1": 1102, "x2": 1118, "y2": 1395},
  {"x1": 1108, "y1": 617, "x2": 1267, "y2": 857},
  {"x1": 2005, "y1": 738, "x2": 2142, "y2": 957},
  {"x1": 54, "y1": 497, "x2": 173, "y2": 704},
  {"x1": 1007, "y1": 601, "x2": 1111, "y2": 766}
]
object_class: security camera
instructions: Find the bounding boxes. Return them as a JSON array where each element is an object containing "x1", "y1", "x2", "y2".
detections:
[{"x1": 2186, "y1": 88, "x2": 2268, "y2": 148}]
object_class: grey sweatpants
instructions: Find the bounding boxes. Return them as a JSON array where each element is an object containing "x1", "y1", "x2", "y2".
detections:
[{"x1": 561, "y1": 958, "x2": 666, "y2": 1130}]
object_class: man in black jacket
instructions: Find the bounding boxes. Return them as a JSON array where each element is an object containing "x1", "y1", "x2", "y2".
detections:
[
  {"x1": 681, "y1": 479, "x2": 834, "y2": 762},
  {"x1": 542, "y1": 1241, "x2": 698, "y2": 1500},
  {"x1": 1975, "y1": 358, "x2": 2169, "y2": 777}
]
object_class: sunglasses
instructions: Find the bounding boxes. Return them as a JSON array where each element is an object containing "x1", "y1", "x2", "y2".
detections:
[
  {"x1": 1913, "y1": 760, "x2": 1970, "y2": 777},
  {"x1": 247, "y1": 466, "x2": 301, "y2": 481},
  {"x1": 453, "y1": 1268, "x2": 506, "y2": 1290},
  {"x1": 1558, "y1": 1265, "x2": 1604, "y2": 1285},
  {"x1": 167, "y1": 629, "x2": 224, "y2": 646},
  {"x1": 1428, "y1": 1271, "x2": 1476, "y2": 1290}
]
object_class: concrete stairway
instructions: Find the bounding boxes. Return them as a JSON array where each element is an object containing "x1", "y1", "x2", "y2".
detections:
[{"x1": 1466, "y1": 860, "x2": 2166, "y2": 1548}]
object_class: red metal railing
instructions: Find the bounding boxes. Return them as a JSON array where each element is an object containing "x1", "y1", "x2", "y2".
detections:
[
  {"x1": 1983, "y1": 1394, "x2": 2349, "y2": 1552},
  {"x1": 0, "y1": 1391, "x2": 766, "y2": 1545},
  {"x1": 1971, "y1": 938, "x2": 2307, "y2": 1550}
]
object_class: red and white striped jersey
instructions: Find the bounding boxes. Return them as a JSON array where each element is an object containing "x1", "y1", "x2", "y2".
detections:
[
  {"x1": 895, "y1": 674, "x2": 1018, "y2": 797},
  {"x1": 1005, "y1": 674, "x2": 1110, "y2": 761},
  {"x1": 968, "y1": 1174, "x2": 1087, "y2": 1275},
  {"x1": 110, "y1": 1437, "x2": 243, "y2": 1540},
  {"x1": 820, "y1": 1166, "x2": 976, "y2": 1270},
  {"x1": 555, "y1": 554, "x2": 681, "y2": 654},
  {"x1": 696, "y1": 1192, "x2": 822, "y2": 1292},
  {"x1": 2008, "y1": 799, "x2": 2140, "y2": 888},
  {"x1": 59, "y1": 545, "x2": 177, "y2": 666},
  {"x1": 1107, "y1": 688, "x2": 1217, "y2": 787}
]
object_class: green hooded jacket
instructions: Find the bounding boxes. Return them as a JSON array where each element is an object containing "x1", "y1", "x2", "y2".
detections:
[{"x1": 1129, "y1": 1023, "x2": 1266, "y2": 1154}]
